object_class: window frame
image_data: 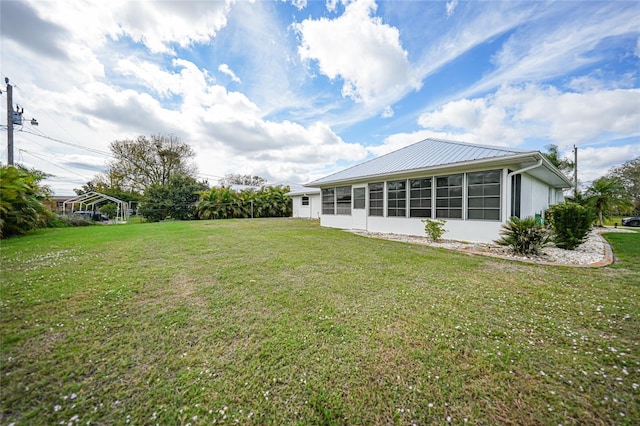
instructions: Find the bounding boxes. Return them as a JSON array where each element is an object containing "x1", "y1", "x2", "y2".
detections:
[
  {"x1": 467, "y1": 170, "x2": 501, "y2": 221},
  {"x1": 353, "y1": 187, "x2": 366, "y2": 209},
  {"x1": 336, "y1": 186, "x2": 352, "y2": 215},
  {"x1": 435, "y1": 174, "x2": 463, "y2": 219},
  {"x1": 321, "y1": 188, "x2": 335, "y2": 215},
  {"x1": 409, "y1": 177, "x2": 432, "y2": 218},
  {"x1": 387, "y1": 180, "x2": 407, "y2": 217},
  {"x1": 301, "y1": 196, "x2": 309, "y2": 206},
  {"x1": 368, "y1": 182, "x2": 384, "y2": 216}
]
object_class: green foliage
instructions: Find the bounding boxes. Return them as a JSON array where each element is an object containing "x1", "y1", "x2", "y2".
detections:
[
  {"x1": 543, "y1": 144, "x2": 575, "y2": 174},
  {"x1": 107, "y1": 134, "x2": 198, "y2": 193},
  {"x1": 586, "y1": 177, "x2": 634, "y2": 227},
  {"x1": 606, "y1": 157, "x2": 639, "y2": 214},
  {"x1": 218, "y1": 173, "x2": 267, "y2": 186},
  {"x1": 547, "y1": 203, "x2": 593, "y2": 250},
  {"x1": 99, "y1": 202, "x2": 117, "y2": 218},
  {"x1": 421, "y1": 218, "x2": 447, "y2": 242},
  {"x1": 46, "y1": 214, "x2": 95, "y2": 228},
  {"x1": 0, "y1": 165, "x2": 52, "y2": 238},
  {"x1": 196, "y1": 185, "x2": 292, "y2": 219},
  {"x1": 495, "y1": 216, "x2": 550, "y2": 256},
  {"x1": 139, "y1": 175, "x2": 209, "y2": 221}
]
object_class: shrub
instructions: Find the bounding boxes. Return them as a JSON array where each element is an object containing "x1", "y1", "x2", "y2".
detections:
[
  {"x1": 546, "y1": 203, "x2": 593, "y2": 250},
  {"x1": 495, "y1": 216, "x2": 550, "y2": 256},
  {"x1": 0, "y1": 166, "x2": 52, "y2": 238},
  {"x1": 422, "y1": 218, "x2": 447, "y2": 242}
]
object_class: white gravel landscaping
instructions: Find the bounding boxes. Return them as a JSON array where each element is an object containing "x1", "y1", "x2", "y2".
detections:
[{"x1": 351, "y1": 227, "x2": 635, "y2": 267}]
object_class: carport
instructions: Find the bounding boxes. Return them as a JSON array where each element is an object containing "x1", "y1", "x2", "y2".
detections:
[{"x1": 63, "y1": 192, "x2": 129, "y2": 224}]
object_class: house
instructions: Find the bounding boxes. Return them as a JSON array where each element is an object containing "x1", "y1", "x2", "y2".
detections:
[
  {"x1": 304, "y1": 138, "x2": 572, "y2": 243},
  {"x1": 286, "y1": 183, "x2": 321, "y2": 219}
]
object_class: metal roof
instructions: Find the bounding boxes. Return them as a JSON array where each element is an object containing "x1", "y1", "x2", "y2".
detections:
[{"x1": 307, "y1": 138, "x2": 538, "y2": 186}]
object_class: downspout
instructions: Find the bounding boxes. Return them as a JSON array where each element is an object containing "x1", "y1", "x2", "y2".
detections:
[
  {"x1": 507, "y1": 159, "x2": 543, "y2": 179},
  {"x1": 506, "y1": 159, "x2": 543, "y2": 222}
]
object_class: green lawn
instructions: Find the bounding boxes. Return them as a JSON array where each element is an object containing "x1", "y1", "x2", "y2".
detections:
[{"x1": 1, "y1": 219, "x2": 639, "y2": 425}]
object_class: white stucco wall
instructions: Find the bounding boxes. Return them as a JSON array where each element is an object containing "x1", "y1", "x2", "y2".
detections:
[
  {"x1": 316, "y1": 167, "x2": 567, "y2": 244},
  {"x1": 292, "y1": 194, "x2": 321, "y2": 219}
]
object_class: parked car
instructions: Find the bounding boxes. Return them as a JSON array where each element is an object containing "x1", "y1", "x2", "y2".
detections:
[
  {"x1": 73, "y1": 211, "x2": 109, "y2": 222},
  {"x1": 621, "y1": 216, "x2": 640, "y2": 227}
]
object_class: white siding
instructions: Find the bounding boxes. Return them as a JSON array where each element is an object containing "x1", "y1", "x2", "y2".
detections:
[
  {"x1": 520, "y1": 174, "x2": 552, "y2": 219},
  {"x1": 291, "y1": 194, "x2": 321, "y2": 219}
]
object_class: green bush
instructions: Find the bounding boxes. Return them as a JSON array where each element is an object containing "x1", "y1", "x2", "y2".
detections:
[
  {"x1": 495, "y1": 216, "x2": 550, "y2": 256},
  {"x1": 546, "y1": 203, "x2": 593, "y2": 250},
  {"x1": 422, "y1": 218, "x2": 447, "y2": 242},
  {"x1": 0, "y1": 166, "x2": 52, "y2": 238}
]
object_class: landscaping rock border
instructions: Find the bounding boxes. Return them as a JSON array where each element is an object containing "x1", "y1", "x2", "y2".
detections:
[{"x1": 350, "y1": 227, "x2": 634, "y2": 267}]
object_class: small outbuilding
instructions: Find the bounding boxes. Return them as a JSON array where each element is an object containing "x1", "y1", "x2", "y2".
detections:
[
  {"x1": 286, "y1": 184, "x2": 321, "y2": 219},
  {"x1": 305, "y1": 138, "x2": 572, "y2": 243}
]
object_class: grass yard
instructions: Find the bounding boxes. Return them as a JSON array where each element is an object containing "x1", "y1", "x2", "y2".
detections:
[{"x1": 1, "y1": 219, "x2": 639, "y2": 425}]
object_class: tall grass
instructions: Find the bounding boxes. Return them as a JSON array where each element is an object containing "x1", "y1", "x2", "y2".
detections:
[{"x1": 1, "y1": 219, "x2": 639, "y2": 424}]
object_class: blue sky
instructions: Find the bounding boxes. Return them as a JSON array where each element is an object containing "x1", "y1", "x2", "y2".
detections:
[{"x1": 1, "y1": 0, "x2": 639, "y2": 195}]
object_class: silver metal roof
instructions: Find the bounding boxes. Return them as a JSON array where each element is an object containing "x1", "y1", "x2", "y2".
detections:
[{"x1": 308, "y1": 138, "x2": 538, "y2": 186}]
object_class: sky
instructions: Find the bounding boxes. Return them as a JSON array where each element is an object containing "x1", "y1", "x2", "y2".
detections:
[{"x1": 1, "y1": 0, "x2": 639, "y2": 196}]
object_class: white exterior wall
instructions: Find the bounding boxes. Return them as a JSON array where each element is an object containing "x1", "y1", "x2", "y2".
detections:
[
  {"x1": 316, "y1": 168, "x2": 565, "y2": 244},
  {"x1": 366, "y1": 216, "x2": 503, "y2": 243},
  {"x1": 520, "y1": 174, "x2": 553, "y2": 219},
  {"x1": 291, "y1": 194, "x2": 321, "y2": 219}
]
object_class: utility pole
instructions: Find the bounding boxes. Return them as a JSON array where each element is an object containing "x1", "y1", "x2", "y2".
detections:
[
  {"x1": 3, "y1": 78, "x2": 38, "y2": 166},
  {"x1": 573, "y1": 144, "x2": 578, "y2": 198},
  {"x1": 5, "y1": 78, "x2": 14, "y2": 166}
]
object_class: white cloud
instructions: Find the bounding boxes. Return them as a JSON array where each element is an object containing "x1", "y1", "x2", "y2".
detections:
[
  {"x1": 466, "y1": 2, "x2": 640, "y2": 96},
  {"x1": 291, "y1": 0, "x2": 307, "y2": 11},
  {"x1": 295, "y1": 0, "x2": 421, "y2": 105},
  {"x1": 381, "y1": 106, "x2": 394, "y2": 118},
  {"x1": 113, "y1": 0, "x2": 234, "y2": 54},
  {"x1": 446, "y1": 1, "x2": 458, "y2": 17},
  {"x1": 418, "y1": 84, "x2": 640, "y2": 148},
  {"x1": 326, "y1": 0, "x2": 339, "y2": 13},
  {"x1": 218, "y1": 64, "x2": 242, "y2": 83},
  {"x1": 577, "y1": 144, "x2": 640, "y2": 184}
]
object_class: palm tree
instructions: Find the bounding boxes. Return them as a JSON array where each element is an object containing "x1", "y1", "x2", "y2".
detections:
[{"x1": 586, "y1": 177, "x2": 633, "y2": 227}]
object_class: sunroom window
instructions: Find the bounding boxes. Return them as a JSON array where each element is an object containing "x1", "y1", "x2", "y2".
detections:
[
  {"x1": 409, "y1": 177, "x2": 432, "y2": 218},
  {"x1": 467, "y1": 170, "x2": 501, "y2": 220},
  {"x1": 436, "y1": 174, "x2": 463, "y2": 219}
]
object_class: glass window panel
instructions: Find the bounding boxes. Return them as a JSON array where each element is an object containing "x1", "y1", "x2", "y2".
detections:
[
  {"x1": 485, "y1": 197, "x2": 500, "y2": 208},
  {"x1": 485, "y1": 209, "x2": 500, "y2": 220},
  {"x1": 450, "y1": 187, "x2": 462, "y2": 197},
  {"x1": 486, "y1": 170, "x2": 501, "y2": 183},
  {"x1": 468, "y1": 197, "x2": 483, "y2": 208},
  {"x1": 485, "y1": 184, "x2": 500, "y2": 196},
  {"x1": 449, "y1": 174, "x2": 463, "y2": 186},
  {"x1": 450, "y1": 209, "x2": 462, "y2": 218},
  {"x1": 410, "y1": 209, "x2": 430, "y2": 218},
  {"x1": 468, "y1": 209, "x2": 483, "y2": 220},
  {"x1": 468, "y1": 186, "x2": 483, "y2": 196},
  {"x1": 450, "y1": 198, "x2": 462, "y2": 208},
  {"x1": 466, "y1": 170, "x2": 501, "y2": 221}
]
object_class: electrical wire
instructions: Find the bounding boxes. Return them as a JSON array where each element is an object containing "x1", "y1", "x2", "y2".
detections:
[
  {"x1": 18, "y1": 128, "x2": 112, "y2": 157},
  {"x1": 18, "y1": 149, "x2": 90, "y2": 178}
]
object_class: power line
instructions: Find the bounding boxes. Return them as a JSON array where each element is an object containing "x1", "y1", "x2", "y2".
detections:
[
  {"x1": 19, "y1": 128, "x2": 111, "y2": 157},
  {"x1": 18, "y1": 149, "x2": 89, "y2": 178}
]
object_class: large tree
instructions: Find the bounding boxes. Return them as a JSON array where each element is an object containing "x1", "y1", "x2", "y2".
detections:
[
  {"x1": 606, "y1": 157, "x2": 639, "y2": 213},
  {"x1": 107, "y1": 134, "x2": 197, "y2": 193}
]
